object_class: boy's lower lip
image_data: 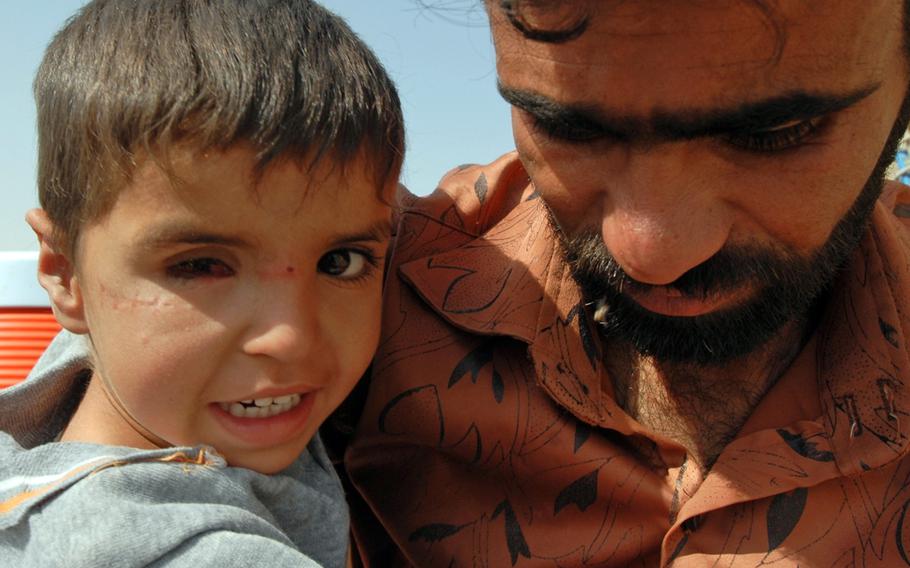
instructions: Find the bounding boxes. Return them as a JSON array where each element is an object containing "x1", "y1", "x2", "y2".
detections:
[{"x1": 209, "y1": 391, "x2": 316, "y2": 447}]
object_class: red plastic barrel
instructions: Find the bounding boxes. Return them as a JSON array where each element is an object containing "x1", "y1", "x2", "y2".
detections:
[{"x1": 0, "y1": 308, "x2": 61, "y2": 389}]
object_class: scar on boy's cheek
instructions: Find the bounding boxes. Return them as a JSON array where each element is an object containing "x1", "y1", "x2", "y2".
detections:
[
  {"x1": 286, "y1": 266, "x2": 294, "y2": 274},
  {"x1": 98, "y1": 283, "x2": 173, "y2": 310}
]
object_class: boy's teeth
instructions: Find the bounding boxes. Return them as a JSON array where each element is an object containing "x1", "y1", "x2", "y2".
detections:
[{"x1": 219, "y1": 393, "x2": 303, "y2": 419}]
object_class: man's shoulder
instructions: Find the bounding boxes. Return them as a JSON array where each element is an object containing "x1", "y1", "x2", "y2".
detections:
[{"x1": 395, "y1": 151, "x2": 531, "y2": 239}]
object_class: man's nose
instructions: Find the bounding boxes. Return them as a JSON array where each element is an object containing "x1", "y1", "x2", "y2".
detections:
[{"x1": 600, "y1": 146, "x2": 732, "y2": 285}]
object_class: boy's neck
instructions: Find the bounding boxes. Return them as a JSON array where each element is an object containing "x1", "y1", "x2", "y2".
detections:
[{"x1": 60, "y1": 374, "x2": 160, "y2": 450}]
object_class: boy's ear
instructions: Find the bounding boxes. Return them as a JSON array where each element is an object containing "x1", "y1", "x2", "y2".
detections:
[{"x1": 25, "y1": 209, "x2": 89, "y2": 334}]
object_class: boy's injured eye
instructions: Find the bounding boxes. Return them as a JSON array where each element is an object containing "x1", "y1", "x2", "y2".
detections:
[{"x1": 166, "y1": 257, "x2": 235, "y2": 280}]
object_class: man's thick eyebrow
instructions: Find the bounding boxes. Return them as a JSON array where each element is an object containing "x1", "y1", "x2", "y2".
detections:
[{"x1": 498, "y1": 82, "x2": 881, "y2": 142}]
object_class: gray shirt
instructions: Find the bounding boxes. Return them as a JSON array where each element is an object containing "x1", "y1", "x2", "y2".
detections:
[{"x1": 0, "y1": 332, "x2": 349, "y2": 567}]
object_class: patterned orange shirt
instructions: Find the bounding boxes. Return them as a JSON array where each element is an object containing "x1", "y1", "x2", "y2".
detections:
[{"x1": 345, "y1": 153, "x2": 910, "y2": 567}]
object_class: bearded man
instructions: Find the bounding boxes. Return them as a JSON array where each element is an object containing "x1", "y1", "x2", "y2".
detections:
[{"x1": 344, "y1": 1, "x2": 910, "y2": 565}]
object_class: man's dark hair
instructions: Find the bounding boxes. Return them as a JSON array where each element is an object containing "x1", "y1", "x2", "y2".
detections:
[
  {"x1": 35, "y1": 0, "x2": 405, "y2": 256},
  {"x1": 495, "y1": 0, "x2": 910, "y2": 57}
]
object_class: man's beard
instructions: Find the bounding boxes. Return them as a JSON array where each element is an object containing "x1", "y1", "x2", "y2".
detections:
[{"x1": 562, "y1": 106, "x2": 910, "y2": 366}]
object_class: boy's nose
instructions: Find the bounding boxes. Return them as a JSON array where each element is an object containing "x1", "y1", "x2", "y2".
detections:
[
  {"x1": 600, "y1": 147, "x2": 732, "y2": 285},
  {"x1": 241, "y1": 286, "x2": 320, "y2": 364}
]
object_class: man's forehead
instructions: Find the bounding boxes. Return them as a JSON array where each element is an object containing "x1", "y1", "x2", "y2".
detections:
[
  {"x1": 491, "y1": 0, "x2": 903, "y2": 113},
  {"x1": 489, "y1": 0, "x2": 900, "y2": 41}
]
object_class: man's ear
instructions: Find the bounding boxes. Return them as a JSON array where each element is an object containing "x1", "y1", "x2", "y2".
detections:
[{"x1": 25, "y1": 209, "x2": 88, "y2": 334}]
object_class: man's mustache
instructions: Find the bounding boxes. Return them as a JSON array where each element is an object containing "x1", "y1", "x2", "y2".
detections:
[{"x1": 562, "y1": 230, "x2": 814, "y2": 302}]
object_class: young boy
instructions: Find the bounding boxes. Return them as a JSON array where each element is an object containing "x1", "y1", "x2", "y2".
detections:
[{"x1": 0, "y1": 1, "x2": 403, "y2": 566}]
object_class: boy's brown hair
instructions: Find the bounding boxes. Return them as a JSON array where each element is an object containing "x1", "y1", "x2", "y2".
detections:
[{"x1": 35, "y1": 0, "x2": 405, "y2": 256}]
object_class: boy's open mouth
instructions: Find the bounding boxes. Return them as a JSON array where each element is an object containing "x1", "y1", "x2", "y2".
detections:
[{"x1": 217, "y1": 394, "x2": 303, "y2": 419}]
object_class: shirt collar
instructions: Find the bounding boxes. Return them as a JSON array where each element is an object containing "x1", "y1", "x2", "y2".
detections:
[
  {"x1": 816, "y1": 185, "x2": 910, "y2": 475},
  {"x1": 397, "y1": 167, "x2": 631, "y2": 430}
]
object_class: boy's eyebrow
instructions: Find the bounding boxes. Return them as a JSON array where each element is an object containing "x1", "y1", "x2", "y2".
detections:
[
  {"x1": 497, "y1": 82, "x2": 881, "y2": 142},
  {"x1": 136, "y1": 224, "x2": 252, "y2": 250},
  {"x1": 331, "y1": 220, "x2": 392, "y2": 246},
  {"x1": 135, "y1": 219, "x2": 391, "y2": 250}
]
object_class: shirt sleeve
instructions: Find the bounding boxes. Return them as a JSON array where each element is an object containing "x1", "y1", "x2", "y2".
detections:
[{"x1": 26, "y1": 329, "x2": 92, "y2": 383}]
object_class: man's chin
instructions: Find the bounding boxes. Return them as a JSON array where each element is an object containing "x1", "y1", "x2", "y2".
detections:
[{"x1": 595, "y1": 285, "x2": 804, "y2": 366}]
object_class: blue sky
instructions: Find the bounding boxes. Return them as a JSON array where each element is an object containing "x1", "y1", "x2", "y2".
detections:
[{"x1": 0, "y1": 1, "x2": 514, "y2": 250}]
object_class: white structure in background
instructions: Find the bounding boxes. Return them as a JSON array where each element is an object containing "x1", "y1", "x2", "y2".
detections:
[
  {"x1": 0, "y1": 251, "x2": 48, "y2": 307},
  {"x1": 0, "y1": 251, "x2": 59, "y2": 388}
]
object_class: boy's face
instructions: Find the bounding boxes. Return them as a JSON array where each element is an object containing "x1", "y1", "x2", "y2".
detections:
[{"x1": 61, "y1": 145, "x2": 391, "y2": 473}]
